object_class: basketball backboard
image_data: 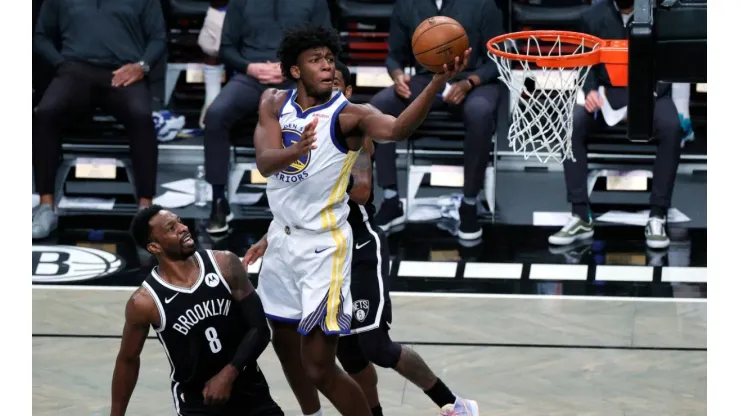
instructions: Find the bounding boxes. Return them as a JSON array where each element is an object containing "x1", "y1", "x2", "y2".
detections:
[{"x1": 627, "y1": 0, "x2": 707, "y2": 141}]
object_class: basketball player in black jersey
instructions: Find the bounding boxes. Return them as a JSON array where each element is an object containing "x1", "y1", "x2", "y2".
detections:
[
  {"x1": 110, "y1": 206, "x2": 283, "y2": 416},
  {"x1": 244, "y1": 62, "x2": 479, "y2": 416}
]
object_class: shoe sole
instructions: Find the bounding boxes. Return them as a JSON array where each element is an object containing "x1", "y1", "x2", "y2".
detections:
[
  {"x1": 458, "y1": 227, "x2": 483, "y2": 240},
  {"x1": 377, "y1": 215, "x2": 405, "y2": 232},
  {"x1": 206, "y1": 212, "x2": 235, "y2": 234},
  {"x1": 646, "y1": 238, "x2": 670, "y2": 250},
  {"x1": 548, "y1": 229, "x2": 594, "y2": 246}
]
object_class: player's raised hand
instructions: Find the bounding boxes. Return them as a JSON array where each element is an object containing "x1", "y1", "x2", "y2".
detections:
[
  {"x1": 290, "y1": 117, "x2": 319, "y2": 158},
  {"x1": 202, "y1": 366, "x2": 237, "y2": 405},
  {"x1": 433, "y1": 48, "x2": 472, "y2": 83}
]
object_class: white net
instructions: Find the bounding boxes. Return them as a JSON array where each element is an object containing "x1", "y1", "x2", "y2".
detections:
[{"x1": 488, "y1": 34, "x2": 599, "y2": 164}]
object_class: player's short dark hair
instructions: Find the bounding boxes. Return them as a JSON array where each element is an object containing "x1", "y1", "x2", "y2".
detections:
[
  {"x1": 335, "y1": 61, "x2": 352, "y2": 88},
  {"x1": 278, "y1": 25, "x2": 341, "y2": 80},
  {"x1": 129, "y1": 204, "x2": 164, "y2": 250}
]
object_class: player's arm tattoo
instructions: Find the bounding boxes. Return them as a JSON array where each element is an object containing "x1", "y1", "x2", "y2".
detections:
[
  {"x1": 215, "y1": 250, "x2": 255, "y2": 302},
  {"x1": 213, "y1": 251, "x2": 271, "y2": 374},
  {"x1": 349, "y1": 145, "x2": 373, "y2": 205},
  {"x1": 110, "y1": 288, "x2": 153, "y2": 416},
  {"x1": 394, "y1": 345, "x2": 439, "y2": 390}
]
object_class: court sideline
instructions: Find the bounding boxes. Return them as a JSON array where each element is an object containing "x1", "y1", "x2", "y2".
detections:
[{"x1": 32, "y1": 286, "x2": 706, "y2": 416}]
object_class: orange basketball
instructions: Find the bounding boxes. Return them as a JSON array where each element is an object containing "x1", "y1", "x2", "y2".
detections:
[{"x1": 412, "y1": 16, "x2": 469, "y2": 74}]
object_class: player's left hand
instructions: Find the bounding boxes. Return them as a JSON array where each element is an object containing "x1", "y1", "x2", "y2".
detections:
[
  {"x1": 242, "y1": 237, "x2": 268, "y2": 268},
  {"x1": 202, "y1": 366, "x2": 238, "y2": 405},
  {"x1": 433, "y1": 48, "x2": 472, "y2": 84},
  {"x1": 443, "y1": 80, "x2": 473, "y2": 105},
  {"x1": 111, "y1": 63, "x2": 145, "y2": 87}
]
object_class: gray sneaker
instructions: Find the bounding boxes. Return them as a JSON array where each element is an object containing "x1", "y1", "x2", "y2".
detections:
[
  {"x1": 645, "y1": 216, "x2": 670, "y2": 249},
  {"x1": 548, "y1": 214, "x2": 594, "y2": 246},
  {"x1": 32, "y1": 204, "x2": 58, "y2": 240}
]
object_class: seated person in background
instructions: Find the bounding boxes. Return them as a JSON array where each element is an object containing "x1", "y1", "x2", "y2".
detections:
[
  {"x1": 203, "y1": 0, "x2": 332, "y2": 235},
  {"x1": 196, "y1": 0, "x2": 230, "y2": 128},
  {"x1": 548, "y1": 0, "x2": 683, "y2": 250},
  {"x1": 32, "y1": 0, "x2": 166, "y2": 240},
  {"x1": 370, "y1": 0, "x2": 505, "y2": 241}
]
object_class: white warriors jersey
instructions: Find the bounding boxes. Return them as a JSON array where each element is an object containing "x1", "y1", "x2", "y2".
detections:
[{"x1": 266, "y1": 89, "x2": 358, "y2": 232}]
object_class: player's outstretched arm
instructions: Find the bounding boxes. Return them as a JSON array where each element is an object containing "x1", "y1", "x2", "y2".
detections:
[
  {"x1": 110, "y1": 288, "x2": 154, "y2": 416},
  {"x1": 213, "y1": 251, "x2": 271, "y2": 374},
  {"x1": 254, "y1": 88, "x2": 317, "y2": 177},
  {"x1": 356, "y1": 49, "x2": 471, "y2": 143},
  {"x1": 348, "y1": 137, "x2": 375, "y2": 205}
]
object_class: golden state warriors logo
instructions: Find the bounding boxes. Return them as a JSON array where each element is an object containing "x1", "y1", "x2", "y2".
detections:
[{"x1": 276, "y1": 128, "x2": 311, "y2": 183}]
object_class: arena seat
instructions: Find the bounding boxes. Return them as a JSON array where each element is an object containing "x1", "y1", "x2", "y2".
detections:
[{"x1": 335, "y1": 0, "x2": 394, "y2": 67}]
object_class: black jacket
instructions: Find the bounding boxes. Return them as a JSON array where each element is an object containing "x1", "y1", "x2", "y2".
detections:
[
  {"x1": 580, "y1": 1, "x2": 670, "y2": 104},
  {"x1": 220, "y1": 0, "x2": 332, "y2": 72},
  {"x1": 386, "y1": 0, "x2": 504, "y2": 84},
  {"x1": 33, "y1": 0, "x2": 166, "y2": 69}
]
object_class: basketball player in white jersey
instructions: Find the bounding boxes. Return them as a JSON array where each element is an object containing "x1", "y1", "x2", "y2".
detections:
[
  {"x1": 246, "y1": 62, "x2": 479, "y2": 416},
  {"x1": 253, "y1": 26, "x2": 470, "y2": 416}
]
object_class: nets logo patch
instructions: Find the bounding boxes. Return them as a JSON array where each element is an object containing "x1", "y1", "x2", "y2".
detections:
[
  {"x1": 32, "y1": 245, "x2": 125, "y2": 283},
  {"x1": 353, "y1": 299, "x2": 370, "y2": 323}
]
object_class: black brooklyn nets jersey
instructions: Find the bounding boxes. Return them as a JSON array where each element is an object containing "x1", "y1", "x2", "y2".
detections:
[
  {"x1": 347, "y1": 155, "x2": 376, "y2": 230},
  {"x1": 142, "y1": 250, "x2": 270, "y2": 394}
]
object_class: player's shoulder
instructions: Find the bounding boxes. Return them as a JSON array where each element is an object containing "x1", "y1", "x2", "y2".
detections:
[
  {"x1": 341, "y1": 102, "x2": 380, "y2": 117},
  {"x1": 126, "y1": 286, "x2": 157, "y2": 324},
  {"x1": 211, "y1": 250, "x2": 240, "y2": 270},
  {"x1": 259, "y1": 88, "x2": 291, "y2": 113}
]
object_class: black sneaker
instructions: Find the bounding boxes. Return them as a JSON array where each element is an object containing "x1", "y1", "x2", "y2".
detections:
[
  {"x1": 375, "y1": 196, "x2": 404, "y2": 231},
  {"x1": 457, "y1": 202, "x2": 482, "y2": 240},
  {"x1": 206, "y1": 197, "x2": 234, "y2": 234}
]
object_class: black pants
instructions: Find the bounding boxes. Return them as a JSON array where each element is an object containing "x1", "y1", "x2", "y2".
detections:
[
  {"x1": 369, "y1": 74, "x2": 500, "y2": 198},
  {"x1": 203, "y1": 73, "x2": 294, "y2": 187},
  {"x1": 565, "y1": 95, "x2": 683, "y2": 210},
  {"x1": 33, "y1": 61, "x2": 158, "y2": 198}
]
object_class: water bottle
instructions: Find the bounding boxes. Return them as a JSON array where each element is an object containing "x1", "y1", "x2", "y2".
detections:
[{"x1": 194, "y1": 165, "x2": 207, "y2": 207}]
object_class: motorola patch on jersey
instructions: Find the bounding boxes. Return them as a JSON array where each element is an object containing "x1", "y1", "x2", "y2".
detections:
[{"x1": 32, "y1": 245, "x2": 125, "y2": 283}]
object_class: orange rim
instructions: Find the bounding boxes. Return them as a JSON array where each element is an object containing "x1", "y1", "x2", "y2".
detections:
[{"x1": 487, "y1": 30, "x2": 629, "y2": 86}]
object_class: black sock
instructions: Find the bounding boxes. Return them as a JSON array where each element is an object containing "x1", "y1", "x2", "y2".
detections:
[
  {"x1": 572, "y1": 203, "x2": 590, "y2": 222},
  {"x1": 371, "y1": 405, "x2": 384, "y2": 416},
  {"x1": 212, "y1": 184, "x2": 226, "y2": 201},
  {"x1": 649, "y1": 205, "x2": 667, "y2": 218},
  {"x1": 423, "y1": 378, "x2": 456, "y2": 408}
]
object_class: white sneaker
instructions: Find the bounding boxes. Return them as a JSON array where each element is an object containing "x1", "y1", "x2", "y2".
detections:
[
  {"x1": 645, "y1": 216, "x2": 670, "y2": 249},
  {"x1": 548, "y1": 214, "x2": 594, "y2": 246}
]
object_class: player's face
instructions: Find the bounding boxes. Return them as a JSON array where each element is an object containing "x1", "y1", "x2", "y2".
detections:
[
  {"x1": 332, "y1": 71, "x2": 352, "y2": 99},
  {"x1": 148, "y1": 210, "x2": 196, "y2": 259},
  {"x1": 297, "y1": 47, "x2": 336, "y2": 97}
]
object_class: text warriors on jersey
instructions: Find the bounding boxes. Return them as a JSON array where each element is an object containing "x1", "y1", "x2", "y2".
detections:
[{"x1": 277, "y1": 120, "x2": 313, "y2": 183}]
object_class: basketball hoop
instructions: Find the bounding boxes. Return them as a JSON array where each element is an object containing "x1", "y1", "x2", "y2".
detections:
[{"x1": 487, "y1": 31, "x2": 628, "y2": 164}]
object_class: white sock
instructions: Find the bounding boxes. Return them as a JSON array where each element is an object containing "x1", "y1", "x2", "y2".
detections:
[
  {"x1": 383, "y1": 188, "x2": 398, "y2": 200},
  {"x1": 203, "y1": 64, "x2": 224, "y2": 106},
  {"x1": 462, "y1": 196, "x2": 477, "y2": 206},
  {"x1": 305, "y1": 410, "x2": 323, "y2": 416},
  {"x1": 671, "y1": 83, "x2": 691, "y2": 118}
]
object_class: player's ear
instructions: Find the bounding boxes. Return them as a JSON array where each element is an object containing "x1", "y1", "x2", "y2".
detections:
[
  {"x1": 146, "y1": 242, "x2": 161, "y2": 256},
  {"x1": 290, "y1": 65, "x2": 300, "y2": 80},
  {"x1": 344, "y1": 85, "x2": 353, "y2": 98}
]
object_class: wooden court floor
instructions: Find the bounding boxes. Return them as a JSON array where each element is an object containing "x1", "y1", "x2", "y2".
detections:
[{"x1": 32, "y1": 287, "x2": 707, "y2": 416}]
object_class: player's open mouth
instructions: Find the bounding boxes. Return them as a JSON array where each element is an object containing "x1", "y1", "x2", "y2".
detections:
[
  {"x1": 320, "y1": 78, "x2": 333, "y2": 84},
  {"x1": 181, "y1": 234, "x2": 193, "y2": 244}
]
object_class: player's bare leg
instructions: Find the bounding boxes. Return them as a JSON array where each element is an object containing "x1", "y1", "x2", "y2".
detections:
[
  {"x1": 301, "y1": 328, "x2": 372, "y2": 416},
  {"x1": 350, "y1": 364, "x2": 381, "y2": 409},
  {"x1": 269, "y1": 320, "x2": 322, "y2": 415}
]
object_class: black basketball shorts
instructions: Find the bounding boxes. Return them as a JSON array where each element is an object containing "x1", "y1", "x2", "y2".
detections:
[
  {"x1": 344, "y1": 221, "x2": 392, "y2": 335},
  {"x1": 172, "y1": 381, "x2": 284, "y2": 416}
]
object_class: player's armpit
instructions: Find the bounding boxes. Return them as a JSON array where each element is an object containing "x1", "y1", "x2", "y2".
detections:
[
  {"x1": 110, "y1": 288, "x2": 153, "y2": 416},
  {"x1": 254, "y1": 89, "x2": 298, "y2": 177}
]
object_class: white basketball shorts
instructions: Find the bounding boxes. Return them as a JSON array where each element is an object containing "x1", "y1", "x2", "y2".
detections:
[{"x1": 257, "y1": 220, "x2": 353, "y2": 335}]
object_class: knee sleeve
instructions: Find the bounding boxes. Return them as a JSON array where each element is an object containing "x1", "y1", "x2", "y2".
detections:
[
  {"x1": 357, "y1": 329, "x2": 402, "y2": 369},
  {"x1": 337, "y1": 335, "x2": 370, "y2": 375}
]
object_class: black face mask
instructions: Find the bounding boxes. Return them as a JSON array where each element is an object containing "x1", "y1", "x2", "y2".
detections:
[{"x1": 614, "y1": 0, "x2": 634, "y2": 9}]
